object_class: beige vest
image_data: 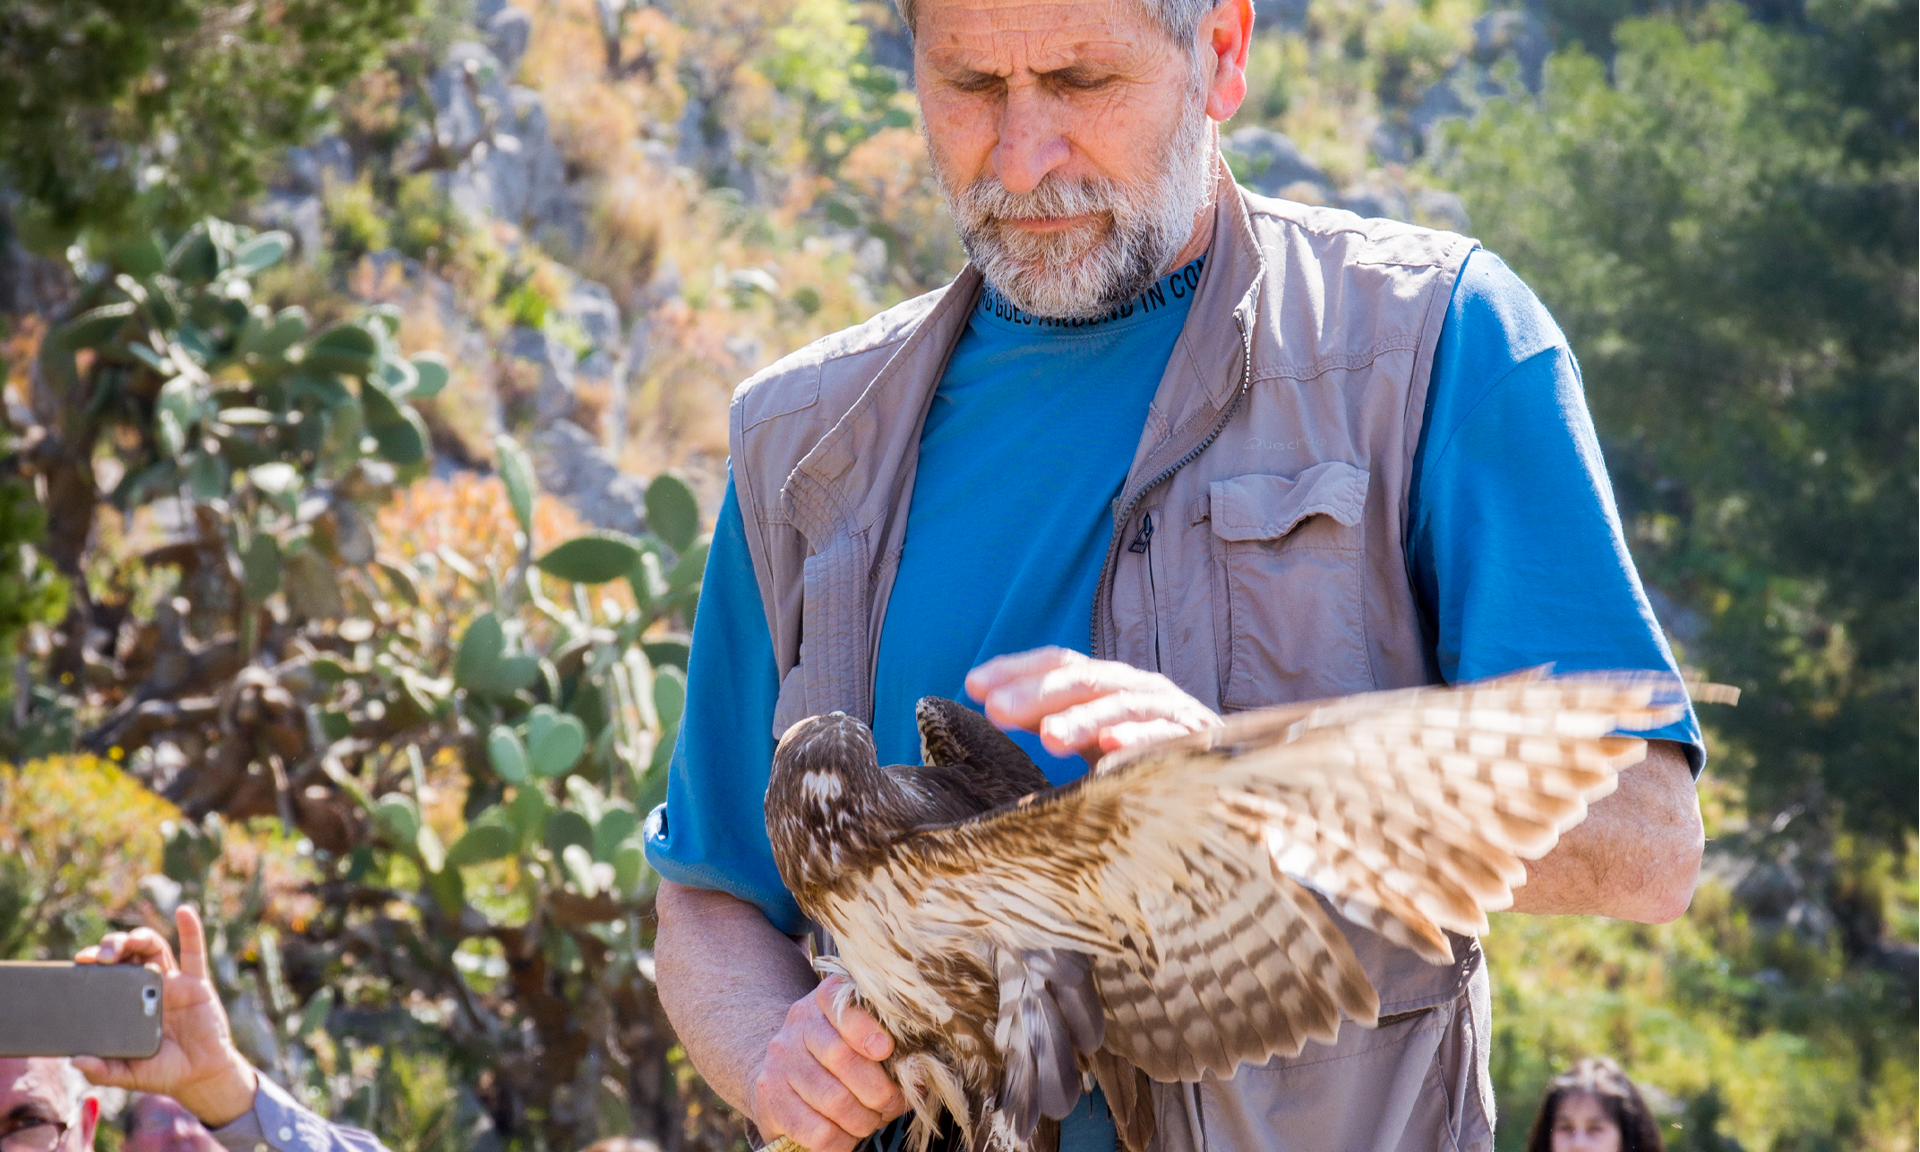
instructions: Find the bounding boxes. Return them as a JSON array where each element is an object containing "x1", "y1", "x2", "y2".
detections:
[{"x1": 728, "y1": 165, "x2": 1495, "y2": 1152}]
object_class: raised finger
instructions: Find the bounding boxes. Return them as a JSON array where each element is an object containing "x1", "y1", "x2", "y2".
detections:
[
  {"x1": 802, "y1": 1013, "x2": 904, "y2": 1116},
  {"x1": 174, "y1": 905, "x2": 208, "y2": 981},
  {"x1": 964, "y1": 647, "x2": 1083, "y2": 700}
]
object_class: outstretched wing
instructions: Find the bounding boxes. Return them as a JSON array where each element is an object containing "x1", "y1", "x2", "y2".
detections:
[{"x1": 835, "y1": 670, "x2": 1692, "y2": 1083}]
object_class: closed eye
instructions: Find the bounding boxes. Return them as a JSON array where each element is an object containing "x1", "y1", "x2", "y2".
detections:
[
  {"x1": 945, "y1": 69, "x2": 1003, "y2": 94},
  {"x1": 1045, "y1": 67, "x2": 1119, "y2": 91}
]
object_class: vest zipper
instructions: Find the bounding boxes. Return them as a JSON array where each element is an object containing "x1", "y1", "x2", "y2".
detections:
[
  {"x1": 1089, "y1": 310, "x2": 1255, "y2": 658},
  {"x1": 1128, "y1": 513, "x2": 1155, "y2": 553},
  {"x1": 1141, "y1": 511, "x2": 1163, "y2": 670}
]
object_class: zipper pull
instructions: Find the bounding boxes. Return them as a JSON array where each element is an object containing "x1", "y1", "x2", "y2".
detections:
[{"x1": 1127, "y1": 511, "x2": 1155, "y2": 554}]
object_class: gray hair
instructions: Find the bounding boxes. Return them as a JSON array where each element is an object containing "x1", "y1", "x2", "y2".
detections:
[
  {"x1": 892, "y1": 0, "x2": 1226, "y2": 46},
  {"x1": 40, "y1": 1059, "x2": 101, "y2": 1121}
]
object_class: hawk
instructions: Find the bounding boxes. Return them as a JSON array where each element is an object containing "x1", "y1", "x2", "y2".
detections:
[{"x1": 763, "y1": 670, "x2": 1717, "y2": 1152}]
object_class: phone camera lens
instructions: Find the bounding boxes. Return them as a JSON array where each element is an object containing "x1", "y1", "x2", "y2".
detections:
[{"x1": 142, "y1": 986, "x2": 160, "y2": 1016}]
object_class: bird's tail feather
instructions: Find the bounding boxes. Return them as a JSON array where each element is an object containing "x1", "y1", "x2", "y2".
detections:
[{"x1": 993, "y1": 948, "x2": 1105, "y2": 1144}]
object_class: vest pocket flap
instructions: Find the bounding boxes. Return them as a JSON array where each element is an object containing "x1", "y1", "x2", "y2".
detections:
[{"x1": 1203, "y1": 461, "x2": 1370, "y2": 542}]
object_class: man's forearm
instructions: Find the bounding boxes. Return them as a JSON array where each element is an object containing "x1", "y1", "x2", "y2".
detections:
[
  {"x1": 1507, "y1": 740, "x2": 1703, "y2": 923},
  {"x1": 654, "y1": 879, "x2": 819, "y2": 1114}
]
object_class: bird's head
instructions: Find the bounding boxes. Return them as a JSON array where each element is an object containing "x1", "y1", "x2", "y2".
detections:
[{"x1": 766, "y1": 711, "x2": 891, "y2": 898}]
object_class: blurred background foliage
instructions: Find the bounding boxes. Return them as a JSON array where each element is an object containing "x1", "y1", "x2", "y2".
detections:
[{"x1": 0, "y1": 0, "x2": 1910, "y2": 1149}]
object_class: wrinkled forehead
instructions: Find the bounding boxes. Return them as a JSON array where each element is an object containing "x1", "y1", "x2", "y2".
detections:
[
  {"x1": 0, "y1": 1058, "x2": 76, "y2": 1117},
  {"x1": 915, "y1": 0, "x2": 1180, "y2": 72}
]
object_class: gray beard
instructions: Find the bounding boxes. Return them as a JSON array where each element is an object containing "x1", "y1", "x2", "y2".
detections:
[{"x1": 933, "y1": 101, "x2": 1218, "y2": 321}]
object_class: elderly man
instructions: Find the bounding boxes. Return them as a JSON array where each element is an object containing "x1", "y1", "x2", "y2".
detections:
[
  {"x1": 74, "y1": 907, "x2": 389, "y2": 1152},
  {"x1": 0, "y1": 1058, "x2": 98, "y2": 1152},
  {"x1": 644, "y1": 0, "x2": 1705, "y2": 1150}
]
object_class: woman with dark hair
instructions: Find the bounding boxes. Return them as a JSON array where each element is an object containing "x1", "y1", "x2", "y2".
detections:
[{"x1": 1525, "y1": 1056, "x2": 1667, "y2": 1152}]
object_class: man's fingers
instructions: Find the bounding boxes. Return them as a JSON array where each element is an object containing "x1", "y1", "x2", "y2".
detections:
[
  {"x1": 174, "y1": 905, "x2": 209, "y2": 981},
  {"x1": 1037, "y1": 690, "x2": 1221, "y2": 754},
  {"x1": 964, "y1": 647, "x2": 1083, "y2": 700},
  {"x1": 979, "y1": 663, "x2": 1165, "y2": 732},
  {"x1": 754, "y1": 1075, "x2": 862, "y2": 1152},
  {"x1": 88, "y1": 929, "x2": 175, "y2": 972},
  {"x1": 813, "y1": 978, "x2": 892, "y2": 1059},
  {"x1": 801, "y1": 1014, "x2": 904, "y2": 1116},
  {"x1": 80, "y1": 932, "x2": 130, "y2": 965},
  {"x1": 1098, "y1": 719, "x2": 1196, "y2": 754},
  {"x1": 71, "y1": 1056, "x2": 131, "y2": 1088},
  {"x1": 787, "y1": 1051, "x2": 886, "y2": 1138}
]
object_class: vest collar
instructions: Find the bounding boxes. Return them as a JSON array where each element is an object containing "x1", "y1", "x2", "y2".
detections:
[{"x1": 781, "y1": 155, "x2": 1267, "y2": 547}]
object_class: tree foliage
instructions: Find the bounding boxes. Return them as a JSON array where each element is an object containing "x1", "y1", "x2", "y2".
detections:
[
  {"x1": 1439, "y1": 0, "x2": 1917, "y2": 841},
  {"x1": 5, "y1": 223, "x2": 719, "y2": 1150},
  {"x1": 0, "y1": 0, "x2": 415, "y2": 245}
]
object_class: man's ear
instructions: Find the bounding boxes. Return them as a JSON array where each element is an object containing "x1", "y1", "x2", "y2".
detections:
[
  {"x1": 1203, "y1": 0, "x2": 1256, "y2": 123},
  {"x1": 78, "y1": 1094, "x2": 99, "y2": 1150}
]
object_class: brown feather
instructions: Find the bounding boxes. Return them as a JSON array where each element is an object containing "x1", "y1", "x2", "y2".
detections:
[{"x1": 764, "y1": 672, "x2": 1720, "y2": 1152}]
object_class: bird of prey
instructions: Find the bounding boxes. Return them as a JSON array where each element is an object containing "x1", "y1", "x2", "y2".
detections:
[{"x1": 763, "y1": 671, "x2": 1718, "y2": 1152}]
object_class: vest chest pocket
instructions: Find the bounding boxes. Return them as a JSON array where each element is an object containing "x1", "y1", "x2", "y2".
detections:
[{"x1": 1200, "y1": 462, "x2": 1373, "y2": 710}]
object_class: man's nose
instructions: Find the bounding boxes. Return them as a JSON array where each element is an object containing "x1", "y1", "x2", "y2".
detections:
[{"x1": 990, "y1": 83, "x2": 1072, "y2": 194}]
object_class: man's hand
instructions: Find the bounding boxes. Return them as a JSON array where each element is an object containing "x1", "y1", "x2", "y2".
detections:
[
  {"x1": 967, "y1": 647, "x2": 1222, "y2": 763},
  {"x1": 72, "y1": 905, "x2": 259, "y2": 1129},
  {"x1": 749, "y1": 976, "x2": 906, "y2": 1152}
]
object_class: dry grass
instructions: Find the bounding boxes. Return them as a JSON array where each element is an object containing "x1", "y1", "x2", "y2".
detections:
[
  {"x1": 573, "y1": 169, "x2": 673, "y2": 312},
  {"x1": 377, "y1": 472, "x2": 591, "y2": 577}
]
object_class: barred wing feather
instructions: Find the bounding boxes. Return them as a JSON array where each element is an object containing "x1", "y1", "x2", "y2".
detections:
[{"x1": 862, "y1": 670, "x2": 1693, "y2": 1083}]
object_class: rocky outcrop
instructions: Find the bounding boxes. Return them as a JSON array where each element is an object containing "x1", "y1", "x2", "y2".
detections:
[
  {"x1": 1222, "y1": 125, "x2": 1468, "y2": 229},
  {"x1": 421, "y1": 25, "x2": 579, "y2": 245},
  {"x1": 1222, "y1": 126, "x2": 1333, "y2": 201},
  {"x1": 530, "y1": 420, "x2": 650, "y2": 534}
]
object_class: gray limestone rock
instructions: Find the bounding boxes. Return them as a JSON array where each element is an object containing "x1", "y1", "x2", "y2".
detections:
[
  {"x1": 253, "y1": 193, "x2": 325, "y2": 263},
  {"x1": 284, "y1": 136, "x2": 354, "y2": 195},
  {"x1": 1220, "y1": 126, "x2": 1331, "y2": 200},
  {"x1": 1336, "y1": 183, "x2": 1412, "y2": 223},
  {"x1": 1409, "y1": 71, "x2": 1474, "y2": 144},
  {"x1": 488, "y1": 5, "x2": 533, "y2": 76},
  {"x1": 1472, "y1": 9, "x2": 1552, "y2": 94},
  {"x1": 531, "y1": 420, "x2": 650, "y2": 535},
  {"x1": 443, "y1": 82, "x2": 573, "y2": 238},
  {"x1": 561, "y1": 280, "x2": 623, "y2": 356},
  {"x1": 1412, "y1": 188, "x2": 1472, "y2": 233},
  {"x1": 431, "y1": 42, "x2": 508, "y2": 153},
  {"x1": 504, "y1": 325, "x2": 579, "y2": 427}
]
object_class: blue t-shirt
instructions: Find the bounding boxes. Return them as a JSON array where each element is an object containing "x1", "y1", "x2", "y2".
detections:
[
  {"x1": 643, "y1": 251, "x2": 1703, "y2": 1105},
  {"x1": 872, "y1": 259, "x2": 1210, "y2": 778}
]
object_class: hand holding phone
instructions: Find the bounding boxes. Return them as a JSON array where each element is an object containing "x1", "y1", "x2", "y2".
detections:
[
  {"x1": 0, "y1": 961, "x2": 161, "y2": 1058},
  {"x1": 70, "y1": 905, "x2": 260, "y2": 1129}
]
